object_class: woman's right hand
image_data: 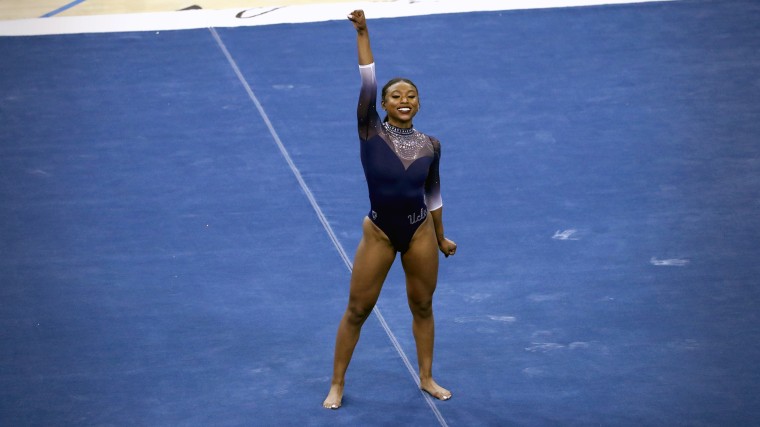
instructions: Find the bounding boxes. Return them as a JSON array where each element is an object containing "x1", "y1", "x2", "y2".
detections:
[{"x1": 348, "y1": 10, "x2": 367, "y2": 32}]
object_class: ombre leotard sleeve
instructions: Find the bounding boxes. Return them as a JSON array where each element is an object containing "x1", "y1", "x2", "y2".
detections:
[
  {"x1": 425, "y1": 137, "x2": 443, "y2": 211},
  {"x1": 357, "y1": 63, "x2": 380, "y2": 141}
]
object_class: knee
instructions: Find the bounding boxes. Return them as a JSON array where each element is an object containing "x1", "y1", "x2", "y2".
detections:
[
  {"x1": 407, "y1": 298, "x2": 434, "y2": 319},
  {"x1": 344, "y1": 303, "x2": 374, "y2": 325}
]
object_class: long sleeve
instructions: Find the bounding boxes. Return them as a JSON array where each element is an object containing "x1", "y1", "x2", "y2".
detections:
[
  {"x1": 424, "y1": 136, "x2": 443, "y2": 211},
  {"x1": 357, "y1": 63, "x2": 379, "y2": 141}
]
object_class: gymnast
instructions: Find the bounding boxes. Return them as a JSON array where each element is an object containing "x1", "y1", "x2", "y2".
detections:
[{"x1": 323, "y1": 9, "x2": 457, "y2": 409}]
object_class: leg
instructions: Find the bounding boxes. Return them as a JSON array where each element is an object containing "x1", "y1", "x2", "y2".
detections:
[
  {"x1": 400, "y1": 216, "x2": 451, "y2": 400},
  {"x1": 323, "y1": 217, "x2": 396, "y2": 409}
]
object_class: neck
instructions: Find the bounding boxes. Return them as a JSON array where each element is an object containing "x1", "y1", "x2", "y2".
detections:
[
  {"x1": 386, "y1": 118, "x2": 413, "y2": 129},
  {"x1": 384, "y1": 121, "x2": 414, "y2": 135}
]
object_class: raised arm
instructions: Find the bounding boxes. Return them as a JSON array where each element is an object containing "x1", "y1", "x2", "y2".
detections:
[
  {"x1": 348, "y1": 10, "x2": 373, "y2": 65},
  {"x1": 350, "y1": 10, "x2": 379, "y2": 139}
]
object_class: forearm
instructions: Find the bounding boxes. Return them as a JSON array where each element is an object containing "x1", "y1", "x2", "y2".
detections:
[
  {"x1": 430, "y1": 207, "x2": 446, "y2": 245},
  {"x1": 356, "y1": 28, "x2": 374, "y2": 66}
]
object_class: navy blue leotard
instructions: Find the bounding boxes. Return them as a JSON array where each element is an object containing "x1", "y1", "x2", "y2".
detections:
[{"x1": 357, "y1": 63, "x2": 443, "y2": 253}]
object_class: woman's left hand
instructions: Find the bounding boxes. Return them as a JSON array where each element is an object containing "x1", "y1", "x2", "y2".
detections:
[{"x1": 438, "y1": 238, "x2": 457, "y2": 258}]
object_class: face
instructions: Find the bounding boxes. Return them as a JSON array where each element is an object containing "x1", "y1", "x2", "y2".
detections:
[{"x1": 382, "y1": 81, "x2": 419, "y2": 128}]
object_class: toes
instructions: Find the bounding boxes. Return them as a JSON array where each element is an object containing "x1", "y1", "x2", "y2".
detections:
[
  {"x1": 421, "y1": 386, "x2": 452, "y2": 401},
  {"x1": 434, "y1": 391, "x2": 451, "y2": 401},
  {"x1": 323, "y1": 401, "x2": 341, "y2": 410}
]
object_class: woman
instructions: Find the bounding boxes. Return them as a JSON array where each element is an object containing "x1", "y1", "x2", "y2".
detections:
[{"x1": 323, "y1": 10, "x2": 457, "y2": 410}]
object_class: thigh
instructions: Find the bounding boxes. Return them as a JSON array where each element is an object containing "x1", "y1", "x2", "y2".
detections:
[
  {"x1": 401, "y1": 216, "x2": 439, "y2": 300},
  {"x1": 347, "y1": 217, "x2": 397, "y2": 306}
]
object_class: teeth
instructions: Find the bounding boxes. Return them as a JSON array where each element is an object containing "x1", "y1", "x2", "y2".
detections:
[{"x1": 399, "y1": 108, "x2": 411, "y2": 112}]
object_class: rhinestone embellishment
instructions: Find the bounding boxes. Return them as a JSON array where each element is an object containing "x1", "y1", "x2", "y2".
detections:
[{"x1": 383, "y1": 122, "x2": 428, "y2": 161}]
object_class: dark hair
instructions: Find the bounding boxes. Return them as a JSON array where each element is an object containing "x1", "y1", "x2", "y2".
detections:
[
  {"x1": 382, "y1": 77, "x2": 418, "y2": 100},
  {"x1": 381, "y1": 78, "x2": 419, "y2": 122}
]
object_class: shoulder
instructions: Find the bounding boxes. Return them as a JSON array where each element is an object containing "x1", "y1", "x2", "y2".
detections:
[
  {"x1": 422, "y1": 133, "x2": 441, "y2": 151},
  {"x1": 416, "y1": 129, "x2": 440, "y2": 145}
]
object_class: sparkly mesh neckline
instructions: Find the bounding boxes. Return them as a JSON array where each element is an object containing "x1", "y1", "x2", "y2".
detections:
[
  {"x1": 382, "y1": 122, "x2": 428, "y2": 161},
  {"x1": 383, "y1": 122, "x2": 415, "y2": 135}
]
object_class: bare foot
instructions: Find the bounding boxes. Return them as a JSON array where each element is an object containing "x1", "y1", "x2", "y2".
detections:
[
  {"x1": 323, "y1": 384, "x2": 343, "y2": 409},
  {"x1": 420, "y1": 378, "x2": 452, "y2": 401}
]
